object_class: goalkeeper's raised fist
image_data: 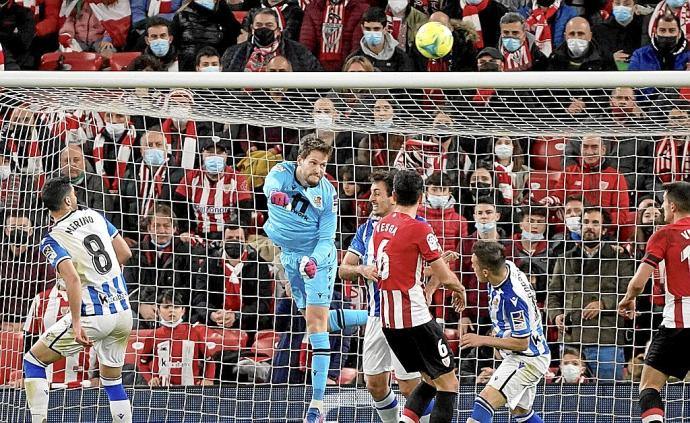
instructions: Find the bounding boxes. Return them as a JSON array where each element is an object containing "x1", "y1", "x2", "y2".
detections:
[
  {"x1": 270, "y1": 190, "x2": 290, "y2": 207},
  {"x1": 300, "y1": 256, "x2": 317, "y2": 279}
]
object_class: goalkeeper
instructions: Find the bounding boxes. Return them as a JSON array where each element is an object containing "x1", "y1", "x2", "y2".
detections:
[{"x1": 263, "y1": 134, "x2": 368, "y2": 423}]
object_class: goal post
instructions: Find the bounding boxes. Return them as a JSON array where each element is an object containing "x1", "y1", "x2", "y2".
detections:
[{"x1": 0, "y1": 71, "x2": 688, "y2": 422}]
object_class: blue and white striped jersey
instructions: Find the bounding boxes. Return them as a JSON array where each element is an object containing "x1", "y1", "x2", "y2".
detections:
[
  {"x1": 40, "y1": 209, "x2": 129, "y2": 317},
  {"x1": 489, "y1": 260, "x2": 549, "y2": 358}
]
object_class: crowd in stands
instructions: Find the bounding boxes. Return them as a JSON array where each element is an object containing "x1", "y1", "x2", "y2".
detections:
[{"x1": 0, "y1": 0, "x2": 687, "y2": 390}]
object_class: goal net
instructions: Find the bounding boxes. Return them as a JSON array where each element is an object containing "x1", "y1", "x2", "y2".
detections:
[{"x1": 0, "y1": 71, "x2": 688, "y2": 422}]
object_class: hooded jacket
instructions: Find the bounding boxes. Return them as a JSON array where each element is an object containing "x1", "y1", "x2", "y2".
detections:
[{"x1": 347, "y1": 31, "x2": 414, "y2": 71}]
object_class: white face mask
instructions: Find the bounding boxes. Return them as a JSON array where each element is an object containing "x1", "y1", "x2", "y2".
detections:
[
  {"x1": 105, "y1": 122, "x2": 126, "y2": 140},
  {"x1": 389, "y1": 0, "x2": 407, "y2": 13},
  {"x1": 159, "y1": 316, "x2": 184, "y2": 328},
  {"x1": 567, "y1": 38, "x2": 589, "y2": 58},
  {"x1": 561, "y1": 363, "x2": 582, "y2": 383},
  {"x1": 313, "y1": 113, "x2": 334, "y2": 128},
  {"x1": 521, "y1": 231, "x2": 545, "y2": 242},
  {"x1": 0, "y1": 165, "x2": 10, "y2": 180},
  {"x1": 565, "y1": 216, "x2": 581, "y2": 235},
  {"x1": 495, "y1": 144, "x2": 514, "y2": 160},
  {"x1": 374, "y1": 118, "x2": 393, "y2": 130},
  {"x1": 427, "y1": 194, "x2": 450, "y2": 209},
  {"x1": 476, "y1": 221, "x2": 496, "y2": 234}
]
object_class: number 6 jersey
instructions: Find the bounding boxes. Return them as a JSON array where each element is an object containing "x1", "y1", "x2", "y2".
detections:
[{"x1": 40, "y1": 208, "x2": 129, "y2": 317}]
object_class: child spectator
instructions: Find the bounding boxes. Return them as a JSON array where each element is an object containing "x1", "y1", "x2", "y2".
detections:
[{"x1": 551, "y1": 347, "x2": 592, "y2": 384}]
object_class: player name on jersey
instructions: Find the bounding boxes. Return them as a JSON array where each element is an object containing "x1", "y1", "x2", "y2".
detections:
[{"x1": 64, "y1": 215, "x2": 95, "y2": 235}]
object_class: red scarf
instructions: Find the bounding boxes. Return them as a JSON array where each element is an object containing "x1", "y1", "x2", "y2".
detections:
[
  {"x1": 461, "y1": 0, "x2": 489, "y2": 49},
  {"x1": 92, "y1": 125, "x2": 135, "y2": 192},
  {"x1": 501, "y1": 39, "x2": 533, "y2": 71},
  {"x1": 244, "y1": 39, "x2": 281, "y2": 72},
  {"x1": 655, "y1": 135, "x2": 690, "y2": 184},
  {"x1": 320, "y1": 0, "x2": 347, "y2": 61},
  {"x1": 472, "y1": 89, "x2": 496, "y2": 105},
  {"x1": 138, "y1": 159, "x2": 169, "y2": 218},
  {"x1": 649, "y1": 1, "x2": 690, "y2": 43},
  {"x1": 526, "y1": 0, "x2": 560, "y2": 57},
  {"x1": 161, "y1": 118, "x2": 197, "y2": 168},
  {"x1": 223, "y1": 251, "x2": 248, "y2": 311},
  {"x1": 143, "y1": 235, "x2": 174, "y2": 267}
]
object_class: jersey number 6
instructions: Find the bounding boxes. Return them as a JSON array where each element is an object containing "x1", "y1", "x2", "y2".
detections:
[{"x1": 376, "y1": 239, "x2": 390, "y2": 280}]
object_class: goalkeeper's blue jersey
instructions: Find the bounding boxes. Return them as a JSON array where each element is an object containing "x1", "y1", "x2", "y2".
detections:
[{"x1": 263, "y1": 161, "x2": 337, "y2": 265}]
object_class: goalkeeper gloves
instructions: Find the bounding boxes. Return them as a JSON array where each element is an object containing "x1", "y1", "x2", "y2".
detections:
[
  {"x1": 270, "y1": 190, "x2": 290, "y2": 207},
  {"x1": 300, "y1": 256, "x2": 317, "y2": 279}
]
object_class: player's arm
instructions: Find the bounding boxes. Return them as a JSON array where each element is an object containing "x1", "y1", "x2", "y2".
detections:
[
  {"x1": 462, "y1": 333, "x2": 530, "y2": 352},
  {"x1": 262, "y1": 164, "x2": 289, "y2": 205},
  {"x1": 619, "y1": 232, "x2": 663, "y2": 317},
  {"x1": 57, "y1": 259, "x2": 93, "y2": 347},
  {"x1": 104, "y1": 214, "x2": 133, "y2": 265},
  {"x1": 339, "y1": 251, "x2": 378, "y2": 281}
]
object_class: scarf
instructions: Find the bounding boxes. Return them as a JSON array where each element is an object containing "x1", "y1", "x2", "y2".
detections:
[
  {"x1": 244, "y1": 39, "x2": 281, "y2": 72},
  {"x1": 472, "y1": 88, "x2": 496, "y2": 105},
  {"x1": 461, "y1": 0, "x2": 490, "y2": 49},
  {"x1": 526, "y1": 0, "x2": 560, "y2": 57},
  {"x1": 386, "y1": 7, "x2": 408, "y2": 50},
  {"x1": 320, "y1": 0, "x2": 347, "y2": 61},
  {"x1": 649, "y1": 1, "x2": 690, "y2": 42},
  {"x1": 161, "y1": 118, "x2": 197, "y2": 169},
  {"x1": 501, "y1": 38, "x2": 533, "y2": 71},
  {"x1": 5, "y1": 128, "x2": 42, "y2": 174},
  {"x1": 139, "y1": 160, "x2": 169, "y2": 218},
  {"x1": 654, "y1": 135, "x2": 690, "y2": 184},
  {"x1": 92, "y1": 124, "x2": 135, "y2": 192},
  {"x1": 223, "y1": 251, "x2": 248, "y2": 311},
  {"x1": 143, "y1": 234, "x2": 173, "y2": 268},
  {"x1": 392, "y1": 138, "x2": 448, "y2": 179},
  {"x1": 147, "y1": 0, "x2": 173, "y2": 16}
]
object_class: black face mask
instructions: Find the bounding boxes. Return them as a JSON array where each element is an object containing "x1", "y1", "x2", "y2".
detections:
[
  {"x1": 583, "y1": 240, "x2": 600, "y2": 249},
  {"x1": 470, "y1": 182, "x2": 493, "y2": 200},
  {"x1": 641, "y1": 226, "x2": 654, "y2": 239},
  {"x1": 536, "y1": 0, "x2": 554, "y2": 7},
  {"x1": 225, "y1": 240, "x2": 244, "y2": 259},
  {"x1": 253, "y1": 27, "x2": 276, "y2": 47},
  {"x1": 655, "y1": 36, "x2": 678, "y2": 53},
  {"x1": 7, "y1": 229, "x2": 29, "y2": 246},
  {"x1": 478, "y1": 62, "x2": 500, "y2": 72}
]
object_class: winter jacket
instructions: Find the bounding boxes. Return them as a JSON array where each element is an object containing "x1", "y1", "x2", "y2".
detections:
[
  {"x1": 131, "y1": 0, "x2": 183, "y2": 26},
  {"x1": 548, "y1": 243, "x2": 635, "y2": 346},
  {"x1": 629, "y1": 43, "x2": 690, "y2": 71},
  {"x1": 0, "y1": 4, "x2": 34, "y2": 66},
  {"x1": 171, "y1": 0, "x2": 241, "y2": 71},
  {"x1": 518, "y1": 3, "x2": 578, "y2": 50},
  {"x1": 592, "y1": 14, "x2": 646, "y2": 59},
  {"x1": 511, "y1": 234, "x2": 549, "y2": 276},
  {"x1": 59, "y1": 2, "x2": 105, "y2": 45},
  {"x1": 299, "y1": 0, "x2": 367, "y2": 71},
  {"x1": 418, "y1": 200, "x2": 467, "y2": 253},
  {"x1": 442, "y1": 0, "x2": 508, "y2": 49},
  {"x1": 221, "y1": 37, "x2": 322, "y2": 71},
  {"x1": 347, "y1": 32, "x2": 414, "y2": 72},
  {"x1": 395, "y1": 5, "x2": 428, "y2": 54},
  {"x1": 0, "y1": 245, "x2": 54, "y2": 324},
  {"x1": 547, "y1": 38, "x2": 617, "y2": 71},
  {"x1": 144, "y1": 44, "x2": 179, "y2": 71}
]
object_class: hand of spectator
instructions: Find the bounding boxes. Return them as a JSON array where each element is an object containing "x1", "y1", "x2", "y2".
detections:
[
  {"x1": 200, "y1": 378, "x2": 214, "y2": 386},
  {"x1": 148, "y1": 377, "x2": 161, "y2": 387},
  {"x1": 459, "y1": 317, "x2": 475, "y2": 337},
  {"x1": 358, "y1": 265, "x2": 379, "y2": 280},
  {"x1": 327, "y1": 378, "x2": 337, "y2": 385},
  {"x1": 567, "y1": 98, "x2": 586, "y2": 115},
  {"x1": 237, "y1": 29, "x2": 249, "y2": 44},
  {"x1": 139, "y1": 303, "x2": 157, "y2": 321},
  {"x1": 618, "y1": 298, "x2": 637, "y2": 319},
  {"x1": 476, "y1": 367, "x2": 494, "y2": 384},
  {"x1": 221, "y1": 310, "x2": 236, "y2": 328},
  {"x1": 179, "y1": 232, "x2": 194, "y2": 244},
  {"x1": 461, "y1": 333, "x2": 485, "y2": 349},
  {"x1": 123, "y1": 236, "x2": 137, "y2": 248},
  {"x1": 299, "y1": 256, "x2": 317, "y2": 279},
  {"x1": 613, "y1": 50, "x2": 630, "y2": 63},
  {"x1": 270, "y1": 190, "x2": 290, "y2": 207},
  {"x1": 58, "y1": 33, "x2": 72, "y2": 48},
  {"x1": 554, "y1": 314, "x2": 566, "y2": 333},
  {"x1": 582, "y1": 301, "x2": 603, "y2": 320}
]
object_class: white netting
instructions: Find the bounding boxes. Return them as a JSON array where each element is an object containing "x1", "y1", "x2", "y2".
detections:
[{"x1": 0, "y1": 72, "x2": 688, "y2": 422}]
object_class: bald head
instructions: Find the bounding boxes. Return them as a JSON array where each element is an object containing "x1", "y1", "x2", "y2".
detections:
[
  {"x1": 565, "y1": 17, "x2": 591, "y2": 41},
  {"x1": 60, "y1": 145, "x2": 85, "y2": 178},
  {"x1": 267, "y1": 55, "x2": 292, "y2": 72},
  {"x1": 429, "y1": 12, "x2": 450, "y2": 28}
]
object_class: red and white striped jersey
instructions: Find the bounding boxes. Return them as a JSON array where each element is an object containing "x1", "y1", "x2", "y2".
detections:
[
  {"x1": 372, "y1": 212, "x2": 442, "y2": 329},
  {"x1": 643, "y1": 216, "x2": 690, "y2": 328},
  {"x1": 24, "y1": 286, "x2": 97, "y2": 388},
  {"x1": 175, "y1": 167, "x2": 252, "y2": 234}
]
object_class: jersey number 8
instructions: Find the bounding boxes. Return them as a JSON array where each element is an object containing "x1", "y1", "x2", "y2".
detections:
[
  {"x1": 376, "y1": 239, "x2": 390, "y2": 280},
  {"x1": 83, "y1": 234, "x2": 113, "y2": 275}
]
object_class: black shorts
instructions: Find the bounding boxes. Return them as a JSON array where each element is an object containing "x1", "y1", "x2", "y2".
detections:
[
  {"x1": 382, "y1": 320, "x2": 455, "y2": 380},
  {"x1": 646, "y1": 326, "x2": 690, "y2": 380}
]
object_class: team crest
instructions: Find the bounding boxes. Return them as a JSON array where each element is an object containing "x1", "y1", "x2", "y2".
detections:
[
  {"x1": 42, "y1": 244, "x2": 57, "y2": 263},
  {"x1": 313, "y1": 195, "x2": 322, "y2": 208},
  {"x1": 600, "y1": 181, "x2": 609, "y2": 190},
  {"x1": 273, "y1": 164, "x2": 285, "y2": 173}
]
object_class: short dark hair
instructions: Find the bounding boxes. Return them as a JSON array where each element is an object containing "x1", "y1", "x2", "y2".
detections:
[
  {"x1": 500, "y1": 11, "x2": 525, "y2": 25},
  {"x1": 518, "y1": 206, "x2": 548, "y2": 222},
  {"x1": 370, "y1": 168, "x2": 396, "y2": 197},
  {"x1": 157, "y1": 289, "x2": 185, "y2": 306},
  {"x1": 664, "y1": 181, "x2": 690, "y2": 212},
  {"x1": 202, "y1": 142, "x2": 227, "y2": 154},
  {"x1": 583, "y1": 206, "x2": 611, "y2": 226},
  {"x1": 129, "y1": 54, "x2": 162, "y2": 71},
  {"x1": 146, "y1": 16, "x2": 171, "y2": 34},
  {"x1": 656, "y1": 10, "x2": 680, "y2": 29},
  {"x1": 41, "y1": 176, "x2": 73, "y2": 212},
  {"x1": 425, "y1": 171, "x2": 453, "y2": 188},
  {"x1": 565, "y1": 194, "x2": 584, "y2": 205},
  {"x1": 475, "y1": 196, "x2": 496, "y2": 208},
  {"x1": 362, "y1": 6, "x2": 387, "y2": 26},
  {"x1": 297, "y1": 134, "x2": 333, "y2": 159},
  {"x1": 471, "y1": 240, "x2": 506, "y2": 274},
  {"x1": 252, "y1": 8, "x2": 279, "y2": 26},
  {"x1": 195, "y1": 46, "x2": 220, "y2": 67},
  {"x1": 393, "y1": 169, "x2": 423, "y2": 206}
]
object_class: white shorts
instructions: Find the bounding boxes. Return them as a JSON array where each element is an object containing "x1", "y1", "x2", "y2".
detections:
[
  {"x1": 488, "y1": 353, "x2": 550, "y2": 411},
  {"x1": 40, "y1": 311, "x2": 133, "y2": 368},
  {"x1": 362, "y1": 316, "x2": 420, "y2": 381}
]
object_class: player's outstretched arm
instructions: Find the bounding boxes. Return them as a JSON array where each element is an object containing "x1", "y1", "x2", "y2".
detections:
[
  {"x1": 112, "y1": 234, "x2": 133, "y2": 266},
  {"x1": 338, "y1": 251, "x2": 378, "y2": 282},
  {"x1": 618, "y1": 262, "x2": 654, "y2": 318},
  {"x1": 57, "y1": 259, "x2": 93, "y2": 347}
]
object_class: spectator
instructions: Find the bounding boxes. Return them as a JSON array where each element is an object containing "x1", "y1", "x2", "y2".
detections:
[
  {"x1": 548, "y1": 207, "x2": 634, "y2": 381},
  {"x1": 2, "y1": 106, "x2": 44, "y2": 175},
  {"x1": 551, "y1": 347, "x2": 591, "y2": 384},
  {"x1": 160, "y1": 89, "x2": 204, "y2": 170},
  {"x1": 347, "y1": 6, "x2": 414, "y2": 72},
  {"x1": 24, "y1": 0, "x2": 60, "y2": 67},
  {"x1": 171, "y1": 0, "x2": 241, "y2": 71},
  {"x1": 120, "y1": 128, "x2": 184, "y2": 237},
  {"x1": 174, "y1": 143, "x2": 253, "y2": 235},
  {"x1": 355, "y1": 98, "x2": 406, "y2": 170},
  {"x1": 259, "y1": 0, "x2": 304, "y2": 41},
  {"x1": 384, "y1": 0, "x2": 428, "y2": 54},
  {"x1": 54, "y1": 145, "x2": 112, "y2": 215},
  {"x1": 0, "y1": 211, "x2": 54, "y2": 330},
  {"x1": 299, "y1": 0, "x2": 368, "y2": 70},
  {"x1": 629, "y1": 10, "x2": 690, "y2": 72},
  {"x1": 221, "y1": 8, "x2": 321, "y2": 71},
  {"x1": 550, "y1": 194, "x2": 584, "y2": 257},
  {"x1": 335, "y1": 165, "x2": 362, "y2": 247},
  {"x1": 191, "y1": 225, "x2": 274, "y2": 335},
  {"x1": 0, "y1": 0, "x2": 34, "y2": 68},
  {"x1": 497, "y1": 12, "x2": 547, "y2": 71},
  {"x1": 131, "y1": 0, "x2": 182, "y2": 43},
  {"x1": 195, "y1": 46, "x2": 220, "y2": 71},
  {"x1": 463, "y1": 160, "x2": 510, "y2": 209},
  {"x1": 443, "y1": 0, "x2": 508, "y2": 50},
  {"x1": 143, "y1": 17, "x2": 179, "y2": 71},
  {"x1": 547, "y1": 17, "x2": 617, "y2": 71},
  {"x1": 493, "y1": 135, "x2": 529, "y2": 203},
  {"x1": 653, "y1": 98, "x2": 690, "y2": 203},
  {"x1": 58, "y1": 0, "x2": 125, "y2": 56},
  {"x1": 519, "y1": 0, "x2": 577, "y2": 57},
  {"x1": 91, "y1": 112, "x2": 136, "y2": 194},
  {"x1": 418, "y1": 171, "x2": 468, "y2": 255},
  {"x1": 412, "y1": 11, "x2": 478, "y2": 72},
  {"x1": 128, "y1": 53, "x2": 163, "y2": 71},
  {"x1": 512, "y1": 205, "x2": 550, "y2": 277},
  {"x1": 645, "y1": 0, "x2": 690, "y2": 45},
  {"x1": 592, "y1": 0, "x2": 645, "y2": 71},
  {"x1": 124, "y1": 205, "x2": 201, "y2": 328},
  {"x1": 138, "y1": 290, "x2": 217, "y2": 386}
]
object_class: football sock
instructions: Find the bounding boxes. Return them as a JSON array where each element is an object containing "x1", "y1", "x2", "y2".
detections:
[
  {"x1": 429, "y1": 391, "x2": 456, "y2": 422},
  {"x1": 640, "y1": 388, "x2": 664, "y2": 423},
  {"x1": 101, "y1": 377, "x2": 132, "y2": 423},
  {"x1": 469, "y1": 396, "x2": 494, "y2": 423},
  {"x1": 515, "y1": 409, "x2": 544, "y2": 423},
  {"x1": 24, "y1": 352, "x2": 49, "y2": 423},
  {"x1": 309, "y1": 332, "x2": 330, "y2": 411},
  {"x1": 328, "y1": 309, "x2": 368, "y2": 332},
  {"x1": 374, "y1": 389, "x2": 399, "y2": 423}
]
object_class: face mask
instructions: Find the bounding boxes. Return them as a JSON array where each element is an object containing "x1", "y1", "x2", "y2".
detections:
[
  {"x1": 0, "y1": 165, "x2": 10, "y2": 180},
  {"x1": 465, "y1": 0, "x2": 482, "y2": 4},
  {"x1": 502, "y1": 37, "x2": 522, "y2": 53},
  {"x1": 149, "y1": 39, "x2": 170, "y2": 57},
  {"x1": 641, "y1": 225, "x2": 654, "y2": 239},
  {"x1": 667, "y1": 0, "x2": 686, "y2": 8},
  {"x1": 427, "y1": 194, "x2": 449, "y2": 209},
  {"x1": 476, "y1": 221, "x2": 496, "y2": 234},
  {"x1": 105, "y1": 122, "x2": 126, "y2": 140},
  {"x1": 471, "y1": 182, "x2": 493, "y2": 199},
  {"x1": 313, "y1": 113, "x2": 334, "y2": 128},
  {"x1": 522, "y1": 231, "x2": 545, "y2": 242},
  {"x1": 152, "y1": 237, "x2": 172, "y2": 250},
  {"x1": 159, "y1": 316, "x2": 184, "y2": 328},
  {"x1": 253, "y1": 27, "x2": 276, "y2": 47},
  {"x1": 144, "y1": 148, "x2": 166, "y2": 166},
  {"x1": 7, "y1": 229, "x2": 29, "y2": 245},
  {"x1": 565, "y1": 216, "x2": 581, "y2": 235},
  {"x1": 612, "y1": 5, "x2": 633, "y2": 26},
  {"x1": 195, "y1": 0, "x2": 215, "y2": 9},
  {"x1": 388, "y1": 0, "x2": 407, "y2": 14},
  {"x1": 364, "y1": 30, "x2": 384, "y2": 46},
  {"x1": 225, "y1": 240, "x2": 244, "y2": 259},
  {"x1": 495, "y1": 144, "x2": 513, "y2": 160},
  {"x1": 561, "y1": 364, "x2": 582, "y2": 383},
  {"x1": 537, "y1": 0, "x2": 555, "y2": 6},
  {"x1": 655, "y1": 35, "x2": 678, "y2": 53},
  {"x1": 374, "y1": 118, "x2": 393, "y2": 130},
  {"x1": 567, "y1": 38, "x2": 589, "y2": 58},
  {"x1": 204, "y1": 155, "x2": 226, "y2": 174},
  {"x1": 478, "y1": 61, "x2": 500, "y2": 72},
  {"x1": 200, "y1": 65, "x2": 220, "y2": 72}
]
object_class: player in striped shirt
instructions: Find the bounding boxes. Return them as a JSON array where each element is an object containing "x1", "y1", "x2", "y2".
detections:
[
  {"x1": 462, "y1": 241, "x2": 550, "y2": 423},
  {"x1": 25, "y1": 176, "x2": 134, "y2": 423}
]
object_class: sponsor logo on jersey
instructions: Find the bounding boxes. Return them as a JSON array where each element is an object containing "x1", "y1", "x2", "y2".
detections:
[
  {"x1": 43, "y1": 244, "x2": 57, "y2": 262},
  {"x1": 511, "y1": 310, "x2": 527, "y2": 331},
  {"x1": 332, "y1": 194, "x2": 338, "y2": 213}
]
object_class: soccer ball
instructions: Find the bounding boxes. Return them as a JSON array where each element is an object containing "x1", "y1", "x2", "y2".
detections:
[{"x1": 415, "y1": 21, "x2": 454, "y2": 60}]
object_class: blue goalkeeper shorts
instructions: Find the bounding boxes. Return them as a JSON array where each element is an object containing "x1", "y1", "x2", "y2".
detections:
[{"x1": 281, "y1": 248, "x2": 336, "y2": 310}]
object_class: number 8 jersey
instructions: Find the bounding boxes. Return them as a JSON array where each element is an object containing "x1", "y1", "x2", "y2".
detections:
[{"x1": 40, "y1": 209, "x2": 129, "y2": 317}]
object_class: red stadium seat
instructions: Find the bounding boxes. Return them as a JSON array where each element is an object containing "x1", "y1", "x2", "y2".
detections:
[
  {"x1": 206, "y1": 328, "x2": 249, "y2": 352},
  {"x1": 125, "y1": 329, "x2": 154, "y2": 366},
  {"x1": 338, "y1": 367, "x2": 358, "y2": 385},
  {"x1": 0, "y1": 331, "x2": 23, "y2": 385},
  {"x1": 39, "y1": 52, "x2": 104, "y2": 71},
  {"x1": 250, "y1": 330, "x2": 279, "y2": 362},
  {"x1": 443, "y1": 328, "x2": 460, "y2": 356},
  {"x1": 529, "y1": 137, "x2": 566, "y2": 171},
  {"x1": 523, "y1": 171, "x2": 564, "y2": 203},
  {"x1": 108, "y1": 52, "x2": 142, "y2": 71}
]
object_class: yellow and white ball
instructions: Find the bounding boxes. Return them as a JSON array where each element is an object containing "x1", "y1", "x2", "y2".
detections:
[{"x1": 415, "y1": 21, "x2": 454, "y2": 60}]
